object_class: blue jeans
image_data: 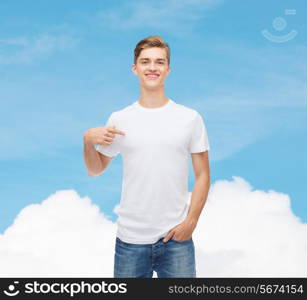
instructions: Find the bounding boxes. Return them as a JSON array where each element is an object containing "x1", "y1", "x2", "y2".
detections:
[{"x1": 114, "y1": 236, "x2": 196, "y2": 278}]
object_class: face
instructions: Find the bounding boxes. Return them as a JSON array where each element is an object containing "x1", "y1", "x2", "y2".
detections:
[{"x1": 132, "y1": 47, "x2": 170, "y2": 90}]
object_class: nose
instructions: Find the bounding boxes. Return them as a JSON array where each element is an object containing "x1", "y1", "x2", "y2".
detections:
[{"x1": 148, "y1": 62, "x2": 157, "y2": 71}]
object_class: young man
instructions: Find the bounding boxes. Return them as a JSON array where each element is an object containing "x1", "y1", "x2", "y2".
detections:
[{"x1": 83, "y1": 36, "x2": 210, "y2": 278}]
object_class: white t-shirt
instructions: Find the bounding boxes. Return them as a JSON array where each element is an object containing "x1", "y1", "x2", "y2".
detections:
[{"x1": 95, "y1": 98, "x2": 210, "y2": 244}]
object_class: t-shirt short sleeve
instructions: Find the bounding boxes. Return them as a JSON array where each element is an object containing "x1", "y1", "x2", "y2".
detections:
[
  {"x1": 95, "y1": 112, "x2": 120, "y2": 158},
  {"x1": 189, "y1": 111, "x2": 210, "y2": 153}
]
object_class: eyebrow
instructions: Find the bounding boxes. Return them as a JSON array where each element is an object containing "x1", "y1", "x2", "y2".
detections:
[{"x1": 139, "y1": 58, "x2": 166, "y2": 61}]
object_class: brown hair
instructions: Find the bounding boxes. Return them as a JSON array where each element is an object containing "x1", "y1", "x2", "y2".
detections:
[{"x1": 134, "y1": 36, "x2": 170, "y2": 65}]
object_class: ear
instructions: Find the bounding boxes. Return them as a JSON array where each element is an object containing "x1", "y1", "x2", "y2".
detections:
[
  {"x1": 167, "y1": 65, "x2": 171, "y2": 75},
  {"x1": 131, "y1": 64, "x2": 138, "y2": 76}
]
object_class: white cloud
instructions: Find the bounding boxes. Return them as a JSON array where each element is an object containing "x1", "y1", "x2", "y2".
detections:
[
  {"x1": 0, "y1": 190, "x2": 116, "y2": 277},
  {"x1": 97, "y1": 0, "x2": 221, "y2": 35},
  {"x1": 0, "y1": 176, "x2": 306, "y2": 277},
  {"x1": 195, "y1": 176, "x2": 307, "y2": 276}
]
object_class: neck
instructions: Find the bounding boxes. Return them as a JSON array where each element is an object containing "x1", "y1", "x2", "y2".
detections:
[{"x1": 138, "y1": 85, "x2": 169, "y2": 108}]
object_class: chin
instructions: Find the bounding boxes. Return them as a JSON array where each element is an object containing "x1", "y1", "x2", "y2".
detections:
[{"x1": 143, "y1": 83, "x2": 162, "y2": 89}]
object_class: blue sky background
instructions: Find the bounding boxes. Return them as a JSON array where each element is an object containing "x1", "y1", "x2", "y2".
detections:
[{"x1": 1, "y1": 0, "x2": 306, "y2": 234}]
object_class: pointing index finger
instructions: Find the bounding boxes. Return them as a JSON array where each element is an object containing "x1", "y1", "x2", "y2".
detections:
[{"x1": 108, "y1": 127, "x2": 125, "y2": 136}]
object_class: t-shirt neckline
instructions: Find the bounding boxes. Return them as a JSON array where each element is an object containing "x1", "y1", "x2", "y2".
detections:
[{"x1": 134, "y1": 98, "x2": 173, "y2": 111}]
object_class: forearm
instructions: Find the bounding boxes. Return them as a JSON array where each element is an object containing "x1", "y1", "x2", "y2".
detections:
[
  {"x1": 185, "y1": 173, "x2": 210, "y2": 226},
  {"x1": 83, "y1": 135, "x2": 104, "y2": 176}
]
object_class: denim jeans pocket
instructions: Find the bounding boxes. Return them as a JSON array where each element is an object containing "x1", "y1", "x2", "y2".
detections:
[{"x1": 171, "y1": 237, "x2": 192, "y2": 243}]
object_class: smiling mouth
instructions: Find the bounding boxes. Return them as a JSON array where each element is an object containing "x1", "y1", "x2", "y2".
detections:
[{"x1": 145, "y1": 74, "x2": 160, "y2": 80}]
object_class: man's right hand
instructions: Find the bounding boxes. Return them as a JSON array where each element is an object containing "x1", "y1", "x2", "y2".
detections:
[{"x1": 84, "y1": 125, "x2": 125, "y2": 146}]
